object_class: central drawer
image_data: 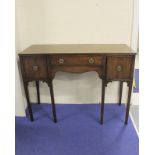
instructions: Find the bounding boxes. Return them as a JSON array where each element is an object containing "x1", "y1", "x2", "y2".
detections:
[{"x1": 48, "y1": 55, "x2": 105, "y2": 66}]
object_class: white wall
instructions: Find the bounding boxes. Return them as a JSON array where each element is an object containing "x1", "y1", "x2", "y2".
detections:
[
  {"x1": 16, "y1": 0, "x2": 136, "y2": 116},
  {"x1": 131, "y1": 0, "x2": 139, "y2": 51}
]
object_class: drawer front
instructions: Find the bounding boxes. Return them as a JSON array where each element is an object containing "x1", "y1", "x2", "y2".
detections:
[
  {"x1": 21, "y1": 56, "x2": 47, "y2": 79},
  {"x1": 107, "y1": 56, "x2": 133, "y2": 80},
  {"x1": 48, "y1": 55, "x2": 105, "y2": 66}
]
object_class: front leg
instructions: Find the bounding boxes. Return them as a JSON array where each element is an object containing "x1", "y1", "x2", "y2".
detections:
[
  {"x1": 100, "y1": 79, "x2": 106, "y2": 124},
  {"x1": 125, "y1": 81, "x2": 133, "y2": 124},
  {"x1": 23, "y1": 81, "x2": 34, "y2": 121},
  {"x1": 47, "y1": 80, "x2": 57, "y2": 123},
  {"x1": 36, "y1": 81, "x2": 40, "y2": 104},
  {"x1": 118, "y1": 81, "x2": 123, "y2": 106}
]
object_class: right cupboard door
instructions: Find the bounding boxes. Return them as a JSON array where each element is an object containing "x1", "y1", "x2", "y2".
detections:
[{"x1": 106, "y1": 56, "x2": 134, "y2": 80}]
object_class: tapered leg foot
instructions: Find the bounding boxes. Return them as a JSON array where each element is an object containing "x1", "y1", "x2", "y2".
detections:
[
  {"x1": 100, "y1": 118, "x2": 103, "y2": 125},
  {"x1": 54, "y1": 117, "x2": 57, "y2": 123},
  {"x1": 30, "y1": 115, "x2": 34, "y2": 122}
]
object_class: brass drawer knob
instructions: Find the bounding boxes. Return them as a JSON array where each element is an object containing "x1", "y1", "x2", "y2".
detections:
[
  {"x1": 32, "y1": 65, "x2": 38, "y2": 71},
  {"x1": 88, "y1": 58, "x2": 95, "y2": 64},
  {"x1": 59, "y1": 58, "x2": 64, "y2": 64},
  {"x1": 116, "y1": 65, "x2": 122, "y2": 72}
]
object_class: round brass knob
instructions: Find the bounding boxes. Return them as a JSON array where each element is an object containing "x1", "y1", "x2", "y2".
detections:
[
  {"x1": 59, "y1": 58, "x2": 64, "y2": 64},
  {"x1": 88, "y1": 58, "x2": 95, "y2": 64},
  {"x1": 116, "y1": 65, "x2": 122, "y2": 72},
  {"x1": 32, "y1": 65, "x2": 38, "y2": 71}
]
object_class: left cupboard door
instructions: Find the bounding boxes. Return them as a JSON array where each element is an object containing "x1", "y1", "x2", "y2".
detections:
[{"x1": 20, "y1": 55, "x2": 47, "y2": 80}]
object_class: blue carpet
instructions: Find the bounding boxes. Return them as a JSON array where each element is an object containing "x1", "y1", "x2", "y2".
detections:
[{"x1": 16, "y1": 104, "x2": 139, "y2": 155}]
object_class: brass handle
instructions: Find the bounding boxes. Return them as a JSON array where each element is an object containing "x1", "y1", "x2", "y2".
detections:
[
  {"x1": 32, "y1": 65, "x2": 38, "y2": 71},
  {"x1": 88, "y1": 58, "x2": 95, "y2": 64},
  {"x1": 59, "y1": 58, "x2": 64, "y2": 64},
  {"x1": 116, "y1": 65, "x2": 122, "y2": 72}
]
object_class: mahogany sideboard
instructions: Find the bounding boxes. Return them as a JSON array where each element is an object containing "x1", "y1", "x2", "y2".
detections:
[{"x1": 18, "y1": 44, "x2": 136, "y2": 124}]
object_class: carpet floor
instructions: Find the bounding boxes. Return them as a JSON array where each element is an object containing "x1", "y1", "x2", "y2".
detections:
[{"x1": 15, "y1": 104, "x2": 139, "y2": 155}]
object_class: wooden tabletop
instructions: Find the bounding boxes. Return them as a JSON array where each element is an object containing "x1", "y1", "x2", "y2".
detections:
[{"x1": 19, "y1": 44, "x2": 136, "y2": 55}]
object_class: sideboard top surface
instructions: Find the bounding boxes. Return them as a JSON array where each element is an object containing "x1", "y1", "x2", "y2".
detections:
[{"x1": 19, "y1": 44, "x2": 136, "y2": 55}]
